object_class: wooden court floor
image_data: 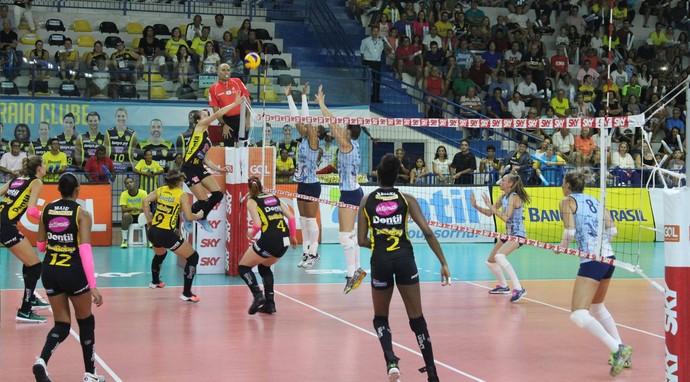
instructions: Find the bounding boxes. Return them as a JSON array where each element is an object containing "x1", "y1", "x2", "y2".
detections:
[{"x1": 0, "y1": 243, "x2": 667, "y2": 381}]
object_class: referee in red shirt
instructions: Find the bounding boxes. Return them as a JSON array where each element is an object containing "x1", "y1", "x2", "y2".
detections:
[{"x1": 208, "y1": 63, "x2": 251, "y2": 147}]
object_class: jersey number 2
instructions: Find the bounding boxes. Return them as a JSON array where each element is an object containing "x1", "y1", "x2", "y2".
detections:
[
  {"x1": 386, "y1": 236, "x2": 400, "y2": 251},
  {"x1": 49, "y1": 253, "x2": 72, "y2": 267}
]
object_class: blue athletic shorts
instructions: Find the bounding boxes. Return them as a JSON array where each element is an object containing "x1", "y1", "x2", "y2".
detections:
[
  {"x1": 339, "y1": 188, "x2": 363, "y2": 206},
  {"x1": 577, "y1": 257, "x2": 616, "y2": 281},
  {"x1": 297, "y1": 182, "x2": 321, "y2": 201}
]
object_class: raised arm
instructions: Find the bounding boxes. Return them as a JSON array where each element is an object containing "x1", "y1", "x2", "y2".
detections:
[
  {"x1": 316, "y1": 85, "x2": 352, "y2": 152},
  {"x1": 195, "y1": 93, "x2": 245, "y2": 132}
]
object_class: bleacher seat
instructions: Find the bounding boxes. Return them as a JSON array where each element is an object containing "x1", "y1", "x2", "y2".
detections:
[
  {"x1": 77, "y1": 35, "x2": 95, "y2": 48},
  {"x1": 277, "y1": 74, "x2": 296, "y2": 86},
  {"x1": 229, "y1": 26, "x2": 239, "y2": 37},
  {"x1": 176, "y1": 84, "x2": 197, "y2": 100},
  {"x1": 20, "y1": 32, "x2": 39, "y2": 45},
  {"x1": 131, "y1": 37, "x2": 141, "y2": 49},
  {"x1": 99, "y1": 21, "x2": 119, "y2": 34},
  {"x1": 251, "y1": 76, "x2": 272, "y2": 85},
  {"x1": 254, "y1": 28, "x2": 272, "y2": 41},
  {"x1": 0, "y1": 81, "x2": 20, "y2": 95},
  {"x1": 263, "y1": 42, "x2": 280, "y2": 55},
  {"x1": 73, "y1": 20, "x2": 93, "y2": 32},
  {"x1": 28, "y1": 80, "x2": 49, "y2": 95},
  {"x1": 150, "y1": 86, "x2": 169, "y2": 99},
  {"x1": 105, "y1": 36, "x2": 122, "y2": 49},
  {"x1": 18, "y1": 21, "x2": 30, "y2": 30},
  {"x1": 59, "y1": 83, "x2": 81, "y2": 97},
  {"x1": 48, "y1": 34, "x2": 66, "y2": 46},
  {"x1": 269, "y1": 58, "x2": 289, "y2": 70},
  {"x1": 45, "y1": 19, "x2": 66, "y2": 32},
  {"x1": 143, "y1": 73, "x2": 165, "y2": 82},
  {"x1": 204, "y1": 88, "x2": 210, "y2": 99},
  {"x1": 126, "y1": 22, "x2": 144, "y2": 35},
  {"x1": 153, "y1": 24, "x2": 171, "y2": 36},
  {"x1": 261, "y1": 89, "x2": 279, "y2": 102},
  {"x1": 179, "y1": 24, "x2": 187, "y2": 37},
  {"x1": 119, "y1": 84, "x2": 139, "y2": 99}
]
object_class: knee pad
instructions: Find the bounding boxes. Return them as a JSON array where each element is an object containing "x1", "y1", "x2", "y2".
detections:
[
  {"x1": 569, "y1": 309, "x2": 591, "y2": 329},
  {"x1": 208, "y1": 191, "x2": 223, "y2": 206},
  {"x1": 257, "y1": 264, "x2": 272, "y2": 278},
  {"x1": 191, "y1": 200, "x2": 204, "y2": 214},
  {"x1": 238, "y1": 265, "x2": 252, "y2": 275},
  {"x1": 494, "y1": 254, "x2": 509, "y2": 268},
  {"x1": 373, "y1": 315, "x2": 389, "y2": 328},
  {"x1": 24, "y1": 262, "x2": 42, "y2": 280},
  {"x1": 53, "y1": 321, "x2": 71, "y2": 342},
  {"x1": 409, "y1": 315, "x2": 428, "y2": 334},
  {"x1": 338, "y1": 231, "x2": 354, "y2": 250},
  {"x1": 187, "y1": 252, "x2": 199, "y2": 267}
]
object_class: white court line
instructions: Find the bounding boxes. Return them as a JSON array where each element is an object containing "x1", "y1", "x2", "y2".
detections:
[
  {"x1": 463, "y1": 281, "x2": 665, "y2": 340},
  {"x1": 274, "y1": 290, "x2": 486, "y2": 382},
  {"x1": 68, "y1": 328, "x2": 124, "y2": 382}
]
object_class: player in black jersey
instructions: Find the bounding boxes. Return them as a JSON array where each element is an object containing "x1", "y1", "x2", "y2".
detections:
[
  {"x1": 181, "y1": 93, "x2": 244, "y2": 232},
  {"x1": 75, "y1": 111, "x2": 108, "y2": 168},
  {"x1": 357, "y1": 154, "x2": 451, "y2": 382},
  {"x1": 238, "y1": 177, "x2": 297, "y2": 315},
  {"x1": 0, "y1": 155, "x2": 50, "y2": 323},
  {"x1": 31, "y1": 121, "x2": 51, "y2": 157},
  {"x1": 32, "y1": 172, "x2": 105, "y2": 382}
]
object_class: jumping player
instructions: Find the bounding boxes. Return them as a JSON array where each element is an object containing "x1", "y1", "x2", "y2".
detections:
[
  {"x1": 32, "y1": 173, "x2": 106, "y2": 382},
  {"x1": 286, "y1": 82, "x2": 321, "y2": 269},
  {"x1": 0, "y1": 155, "x2": 50, "y2": 323},
  {"x1": 181, "y1": 93, "x2": 244, "y2": 232},
  {"x1": 143, "y1": 170, "x2": 205, "y2": 302},
  {"x1": 316, "y1": 85, "x2": 367, "y2": 293},
  {"x1": 358, "y1": 153, "x2": 451, "y2": 382},
  {"x1": 557, "y1": 169, "x2": 633, "y2": 377},
  {"x1": 239, "y1": 177, "x2": 297, "y2": 315},
  {"x1": 470, "y1": 172, "x2": 529, "y2": 302}
]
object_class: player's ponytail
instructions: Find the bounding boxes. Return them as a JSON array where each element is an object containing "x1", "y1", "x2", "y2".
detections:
[
  {"x1": 164, "y1": 169, "x2": 186, "y2": 187},
  {"x1": 248, "y1": 177, "x2": 263, "y2": 197},
  {"x1": 507, "y1": 174, "x2": 531, "y2": 204},
  {"x1": 58, "y1": 172, "x2": 80, "y2": 198},
  {"x1": 23, "y1": 155, "x2": 44, "y2": 177},
  {"x1": 563, "y1": 168, "x2": 591, "y2": 193}
]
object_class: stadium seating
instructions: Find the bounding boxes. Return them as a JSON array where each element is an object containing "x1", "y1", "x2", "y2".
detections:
[
  {"x1": 45, "y1": 19, "x2": 66, "y2": 32},
  {"x1": 150, "y1": 86, "x2": 170, "y2": 99},
  {"x1": 73, "y1": 20, "x2": 93, "y2": 32},
  {"x1": 20, "y1": 32, "x2": 39, "y2": 45},
  {"x1": 77, "y1": 35, "x2": 95, "y2": 48},
  {"x1": 99, "y1": 21, "x2": 119, "y2": 34},
  {"x1": 126, "y1": 22, "x2": 144, "y2": 35}
]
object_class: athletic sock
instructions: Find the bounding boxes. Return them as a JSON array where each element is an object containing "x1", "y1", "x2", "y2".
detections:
[
  {"x1": 39, "y1": 321, "x2": 70, "y2": 363},
  {"x1": 300, "y1": 216, "x2": 310, "y2": 254},
  {"x1": 77, "y1": 315, "x2": 96, "y2": 374},
  {"x1": 191, "y1": 200, "x2": 205, "y2": 214},
  {"x1": 591, "y1": 303, "x2": 622, "y2": 343},
  {"x1": 373, "y1": 315, "x2": 394, "y2": 356},
  {"x1": 183, "y1": 252, "x2": 199, "y2": 296},
  {"x1": 410, "y1": 316, "x2": 437, "y2": 377},
  {"x1": 352, "y1": 230, "x2": 361, "y2": 268},
  {"x1": 21, "y1": 263, "x2": 42, "y2": 313},
  {"x1": 201, "y1": 191, "x2": 223, "y2": 218},
  {"x1": 151, "y1": 252, "x2": 168, "y2": 284},
  {"x1": 494, "y1": 253, "x2": 522, "y2": 290},
  {"x1": 258, "y1": 264, "x2": 274, "y2": 302},
  {"x1": 307, "y1": 218, "x2": 319, "y2": 255},
  {"x1": 339, "y1": 232, "x2": 356, "y2": 277},
  {"x1": 486, "y1": 261, "x2": 507, "y2": 287},
  {"x1": 238, "y1": 265, "x2": 261, "y2": 294},
  {"x1": 570, "y1": 309, "x2": 620, "y2": 352}
]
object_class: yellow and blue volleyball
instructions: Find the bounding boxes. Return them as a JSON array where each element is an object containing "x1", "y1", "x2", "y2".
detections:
[{"x1": 244, "y1": 52, "x2": 261, "y2": 69}]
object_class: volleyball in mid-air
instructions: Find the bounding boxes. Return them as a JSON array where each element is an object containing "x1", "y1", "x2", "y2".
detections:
[{"x1": 244, "y1": 52, "x2": 261, "y2": 69}]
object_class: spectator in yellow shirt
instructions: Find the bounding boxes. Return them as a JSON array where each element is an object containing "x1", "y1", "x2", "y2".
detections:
[
  {"x1": 550, "y1": 89, "x2": 570, "y2": 118},
  {"x1": 649, "y1": 23, "x2": 668, "y2": 46},
  {"x1": 41, "y1": 138, "x2": 67, "y2": 183},
  {"x1": 134, "y1": 149, "x2": 164, "y2": 193},
  {"x1": 276, "y1": 148, "x2": 295, "y2": 183},
  {"x1": 119, "y1": 176, "x2": 148, "y2": 248}
]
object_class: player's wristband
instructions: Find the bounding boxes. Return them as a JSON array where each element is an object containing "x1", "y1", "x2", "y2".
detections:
[
  {"x1": 27, "y1": 206, "x2": 40, "y2": 219},
  {"x1": 79, "y1": 243, "x2": 97, "y2": 288},
  {"x1": 249, "y1": 224, "x2": 261, "y2": 237},
  {"x1": 606, "y1": 227, "x2": 618, "y2": 239},
  {"x1": 37, "y1": 241, "x2": 46, "y2": 252},
  {"x1": 288, "y1": 216, "x2": 297, "y2": 237}
]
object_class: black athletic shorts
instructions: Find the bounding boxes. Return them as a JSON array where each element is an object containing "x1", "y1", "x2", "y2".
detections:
[
  {"x1": 297, "y1": 182, "x2": 321, "y2": 201},
  {"x1": 182, "y1": 164, "x2": 211, "y2": 188},
  {"x1": 370, "y1": 254, "x2": 419, "y2": 290},
  {"x1": 148, "y1": 226, "x2": 184, "y2": 251},
  {"x1": 42, "y1": 265, "x2": 90, "y2": 297},
  {"x1": 222, "y1": 114, "x2": 243, "y2": 146},
  {"x1": 252, "y1": 237, "x2": 288, "y2": 259},
  {"x1": 0, "y1": 220, "x2": 24, "y2": 248}
]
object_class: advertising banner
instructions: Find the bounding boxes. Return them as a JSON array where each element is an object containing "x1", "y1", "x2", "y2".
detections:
[{"x1": 18, "y1": 184, "x2": 112, "y2": 246}]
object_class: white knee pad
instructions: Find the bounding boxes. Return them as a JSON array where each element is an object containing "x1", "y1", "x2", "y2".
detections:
[
  {"x1": 570, "y1": 309, "x2": 592, "y2": 328},
  {"x1": 590, "y1": 303, "x2": 612, "y2": 321},
  {"x1": 494, "y1": 254, "x2": 509, "y2": 268},
  {"x1": 338, "y1": 231, "x2": 354, "y2": 250}
]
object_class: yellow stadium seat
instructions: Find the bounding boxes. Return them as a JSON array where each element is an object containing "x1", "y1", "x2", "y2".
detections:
[
  {"x1": 251, "y1": 77, "x2": 272, "y2": 86},
  {"x1": 150, "y1": 86, "x2": 169, "y2": 99},
  {"x1": 131, "y1": 37, "x2": 141, "y2": 49},
  {"x1": 143, "y1": 73, "x2": 165, "y2": 82},
  {"x1": 230, "y1": 27, "x2": 239, "y2": 37},
  {"x1": 204, "y1": 88, "x2": 210, "y2": 99},
  {"x1": 21, "y1": 32, "x2": 39, "y2": 45},
  {"x1": 126, "y1": 22, "x2": 144, "y2": 35},
  {"x1": 73, "y1": 20, "x2": 93, "y2": 32},
  {"x1": 179, "y1": 24, "x2": 187, "y2": 37},
  {"x1": 18, "y1": 21, "x2": 30, "y2": 30},
  {"x1": 77, "y1": 35, "x2": 95, "y2": 48},
  {"x1": 261, "y1": 89, "x2": 279, "y2": 102}
]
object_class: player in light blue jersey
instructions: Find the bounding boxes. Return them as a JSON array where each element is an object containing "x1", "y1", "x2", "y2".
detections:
[
  {"x1": 471, "y1": 173, "x2": 530, "y2": 302},
  {"x1": 316, "y1": 85, "x2": 367, "y2": 294},
  {"x1": 557, "y1": 169, "x2": 632, "y2": 377},
  {"x1": 287, "y1": 83, "x2": 322, "y2": 270}
]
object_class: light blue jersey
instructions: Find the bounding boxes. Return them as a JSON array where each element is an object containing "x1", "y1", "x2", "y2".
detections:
[
  {"x1": 294, "y1": 138, "x2": 319, "y2": 183},
  {"x1": 570, "y1": 193, "x2": 613, "y2": 262},
  {"x1": 338, "y1": 139, "x2": 360, "y2": 191},
  {"x1": 502, "y1": 192, "x2": 526, "y2": 237}
]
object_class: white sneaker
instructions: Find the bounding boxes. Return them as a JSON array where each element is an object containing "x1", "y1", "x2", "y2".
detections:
[
  {"x1": 388, "y1": 367, "x2": 401, "y2": 382},
  {"x1": 297, "y1": 253, "x2": 308, "y2": 268},
  {"x1": 83, "y1": 372, "x2": 106, "y2": 382},
  {"x1": 302, "y1": 253, "x2": 320, "y2": 269},
  {"x1": 32, "y1": 358, "x2": 50, "y2": 382}
]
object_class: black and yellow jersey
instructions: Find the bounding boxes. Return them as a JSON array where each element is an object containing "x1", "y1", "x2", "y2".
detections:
[
  {"x1": 106, "y1": 127, "x2": 136, "y2": 170},
  {"x1": 183, "y1": 131, "x2": 211, "y2": 167},
  {"x1": 80, "y1": 132, "x2": 106, "y2": 165},
  {"x1": 42, "y1": 199, "x2": 82, "y2": 268},
  {"x1": 138, "y1": 139, "x2": 175, "y2": 169},
  {"x1": 0, "y1": 175, "x2": 37, "y2": 223},
  {"x1": 56, "y1": 133, "x2": 77, "y2": 168},
  {"x1": 32, "y1": 139, "x2": 50, "y2": 157},
  {"x1": 253, "y1": 193, "x2": 289, "y2": 241},
  {"x1": 151, "y1": 186, "x2": 184, "y2": 231},
  {"x1": 363, "y1": 188, "x2": 413, "y2": 259}
]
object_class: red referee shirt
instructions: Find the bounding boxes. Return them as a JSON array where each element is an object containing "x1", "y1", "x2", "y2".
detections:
[{"x1": 208, "y1": 78, "x2": 250, "y2": 117}]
